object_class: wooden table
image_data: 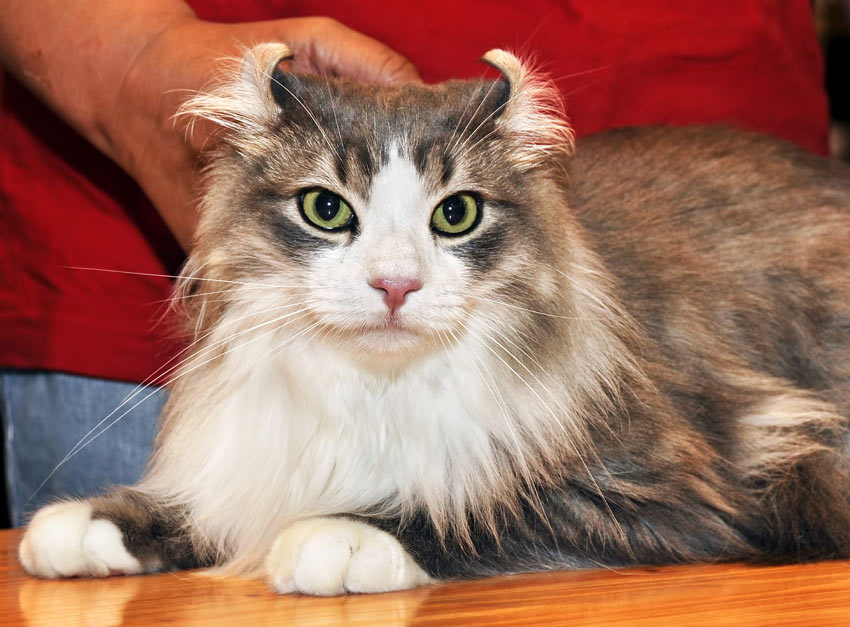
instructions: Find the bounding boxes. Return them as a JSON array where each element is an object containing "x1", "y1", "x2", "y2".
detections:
[{"x1": 3, "y1": 529, "x2": 850, "y2": 625}]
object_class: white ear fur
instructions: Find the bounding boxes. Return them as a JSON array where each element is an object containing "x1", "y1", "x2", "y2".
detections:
[
  {"x1": 481, "y1": 49, "x2": 574, "y2": 169},
  {"x1": 178, "y1": 43, "x2": 292, "y2": 139}
]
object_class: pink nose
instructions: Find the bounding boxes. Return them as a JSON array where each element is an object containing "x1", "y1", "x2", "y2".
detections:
[{"x1": 370, "y1": 277, "x2": 422, "y2": 314}]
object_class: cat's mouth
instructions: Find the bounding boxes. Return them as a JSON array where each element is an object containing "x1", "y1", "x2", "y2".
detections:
[
  {"x1": 355, "y1": 316, "x2": 424, "y2": 354},
  {"x1": 365, "y1": 315, "x2": 414, "y2": 334}
]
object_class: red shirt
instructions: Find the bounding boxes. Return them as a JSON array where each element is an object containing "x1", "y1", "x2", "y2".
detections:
[{"x1": 0, "y1": 1, "x2": 829, "y2": 384}]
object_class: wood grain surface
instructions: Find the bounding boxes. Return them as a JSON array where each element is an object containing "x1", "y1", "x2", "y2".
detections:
[{"x1": 3, "y1": 528, "x2": 850, "y2": 625}]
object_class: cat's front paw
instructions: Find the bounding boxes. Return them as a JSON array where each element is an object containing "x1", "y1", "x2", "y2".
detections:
[
  {"x1": 265, "y1": 517, "x2": 432, "y2": 596},
  {"x1": 19, "y1": 501, "x2": 143, "y2": 578}
]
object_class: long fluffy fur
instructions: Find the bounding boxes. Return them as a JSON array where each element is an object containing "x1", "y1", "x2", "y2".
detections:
[
  {"x1": 137, "y1": 45, "x2": 644, "y2": 571},
  {"x1": 21, "y1": 45, "x2": 850, "y2": 584}
]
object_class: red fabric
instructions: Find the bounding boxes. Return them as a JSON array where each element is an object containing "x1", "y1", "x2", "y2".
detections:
[{"x1": 0, "y1": 0, "x2": 829, "y2": 384}]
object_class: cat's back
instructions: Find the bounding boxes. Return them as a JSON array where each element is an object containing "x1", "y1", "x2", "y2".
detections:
[
  {"x1": 565, "y1": 126, "x2": 850, "y2": 279},
  {"x1": 567, "y1": 125, "x2": 850, "y2": 199},
  {"x1": 564, "y1": 126, "x2": 850, "y2": 402}
]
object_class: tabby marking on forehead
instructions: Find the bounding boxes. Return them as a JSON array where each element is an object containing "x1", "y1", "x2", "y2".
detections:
[{"x1": 333, "y1": 141, "x2": 381, "y2": 201}]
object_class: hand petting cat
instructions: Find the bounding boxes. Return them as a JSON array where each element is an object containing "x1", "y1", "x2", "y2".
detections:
[{"x1": 0, "y1": 0, "x2": 420, "y2": 249}]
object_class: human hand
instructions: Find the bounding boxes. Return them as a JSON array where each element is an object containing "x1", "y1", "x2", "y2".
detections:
[{"x1": 111, "y1": 16, "x2": 420, "y2": 249}]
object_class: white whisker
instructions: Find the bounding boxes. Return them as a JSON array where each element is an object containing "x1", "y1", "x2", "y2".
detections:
[
  {"x1": 441, "y1": 328, "x2": 532, "y2": 487},
  {"x1": 264, "y1": 71, "x2": 342, "y2": 163},
  {"x1": 449, "y1": 92, "x2": 509, "y2": 161},
  {"x1": 457, "y1": 317, "x2": 627, "y2": 541},
  {"x1": 28, "y1": 300, "x2": 320, "y2": 505},
  {"x1": 63, "y1": 266, "x2": 319, "y2": 291},
  {"x1": 441, "y1": 68, "x2": 493, "y2": 159},
  {"x1": 474, "y1": 310, "x2": 560, "y2": 388},
  {"x1": 468, "y1": 293, "x2": 610, "y2": 320},
  {"x1": 156, "y1": 287, "x2": 238, "y2": 303},
  {"x1": 446, "y1": 79, "x2": 499, "y2": 158},
  {"x1": 29, "y1": 305, "x2": 318, "y2": 504},
  {"x1": 322, "y1": 72, "x2": 346, "y2": 157}
]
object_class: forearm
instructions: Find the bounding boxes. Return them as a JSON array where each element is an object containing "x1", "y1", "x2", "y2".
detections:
[
  {"x1": 0, "y1": 1, "x2": 203, "y2": 246},
  {"x1": 0, "y1": 0, "x2": 196, "y2": 163}
]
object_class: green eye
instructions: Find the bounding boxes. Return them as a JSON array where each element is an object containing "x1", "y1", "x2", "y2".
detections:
[
  {"x1": 431, "y1": 193, "x2": 480, "y2": 236},
  {"x1": 299, "y1": 188, "x2": 355, "y2": 231}
]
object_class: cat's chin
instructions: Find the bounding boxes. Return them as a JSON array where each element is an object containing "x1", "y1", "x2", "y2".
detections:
[
  {"x1": 360, "y1": 321, "x2": 419, "y2": 348},
  {"x1": 347, "y1": 319, "x2": 435, "y2": 364}
]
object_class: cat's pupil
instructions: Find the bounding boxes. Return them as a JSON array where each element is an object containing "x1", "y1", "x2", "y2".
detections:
[
  {"x1": 316, "y1": 191, "x2": 341, "y2": 221},
  {"x1": 443, "y1": 196, "x2": 467, "y2": 225}
]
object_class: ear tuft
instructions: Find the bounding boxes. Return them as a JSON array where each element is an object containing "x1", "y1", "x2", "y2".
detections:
[
  {"x1": 481, "y1": 49, "x2": 524, "y2": 93},
  {"x1": 238, "y1": 43, "x2": 294, "y2": 111},
  {"x1": 177, "y1": 43, "x2": 294, "y2": 144},
  {"x1": 480, "y1": 49, "x2": 574, "y2": 168}
]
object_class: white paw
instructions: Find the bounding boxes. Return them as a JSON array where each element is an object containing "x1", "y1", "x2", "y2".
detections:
[
  {"x1": 19, "y1": 501, "x2": 143, "y2": 578},
  {"x1": 265, "y1": 517, "x2": 432, "y2": 596}
]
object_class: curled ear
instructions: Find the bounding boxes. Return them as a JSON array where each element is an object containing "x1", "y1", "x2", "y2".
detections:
[
  {"x1": 241, "y1": 43, "x2": 295, "y2": 113},
  {"x1": 178, "y1": 43, "x2": 294, "y2": 141},
  {"x1": 480, "y1": 49, "x2": 574, "y2": 168}
]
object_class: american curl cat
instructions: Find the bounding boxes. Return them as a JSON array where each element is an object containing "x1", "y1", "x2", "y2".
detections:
[{"x1": 18, "y1": 44, "x2": 850, "y2": 596}]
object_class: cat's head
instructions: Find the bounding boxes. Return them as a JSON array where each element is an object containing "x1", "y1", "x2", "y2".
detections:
[{"x1": 180, "y1": 44, "x2": 576, "y2": 369}]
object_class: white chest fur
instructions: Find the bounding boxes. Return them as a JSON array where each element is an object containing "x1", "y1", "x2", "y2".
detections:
[{"x1": 141, "y1": 326, "x2": 517, "y2": 567}]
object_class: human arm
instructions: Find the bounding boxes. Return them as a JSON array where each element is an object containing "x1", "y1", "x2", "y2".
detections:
[{"x1": 0, "y1": 1, "x2": 420, "y2": 249}]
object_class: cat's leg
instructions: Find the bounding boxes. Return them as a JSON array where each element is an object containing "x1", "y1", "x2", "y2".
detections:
[
  {"x1": 19, "y1": 487, "x2": 205, "y2": 578},
  {"x1": 265, "y1": 517, "x2": 433, "y2": 595}
]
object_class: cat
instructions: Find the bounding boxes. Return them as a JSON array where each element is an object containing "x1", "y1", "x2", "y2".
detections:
[{"x1": 18, "y1": 43, "x2": 850, "y2": 596}]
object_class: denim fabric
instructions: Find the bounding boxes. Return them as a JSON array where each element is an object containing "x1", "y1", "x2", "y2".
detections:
[{"x1": 0, "y1": 371, "x2": 166, "y2": 526}]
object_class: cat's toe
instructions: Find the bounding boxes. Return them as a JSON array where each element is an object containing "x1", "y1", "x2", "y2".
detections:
[
  {"x1": 19, "y1": 501, "x2": 142, "y2": 578},
  {"x1": 265, "y1": 517, "x2": 432, "y2": 596},
  {"x1": 20, "y1": 502, "x2": 95, "y2": 578},
  {"x1": 342, "y1": 524, "x2": 431, "y2": 594}
]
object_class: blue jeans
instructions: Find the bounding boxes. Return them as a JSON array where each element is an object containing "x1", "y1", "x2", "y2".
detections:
[{"x1": 0, "y1": 371, "x2": 165, "y2": 526}]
